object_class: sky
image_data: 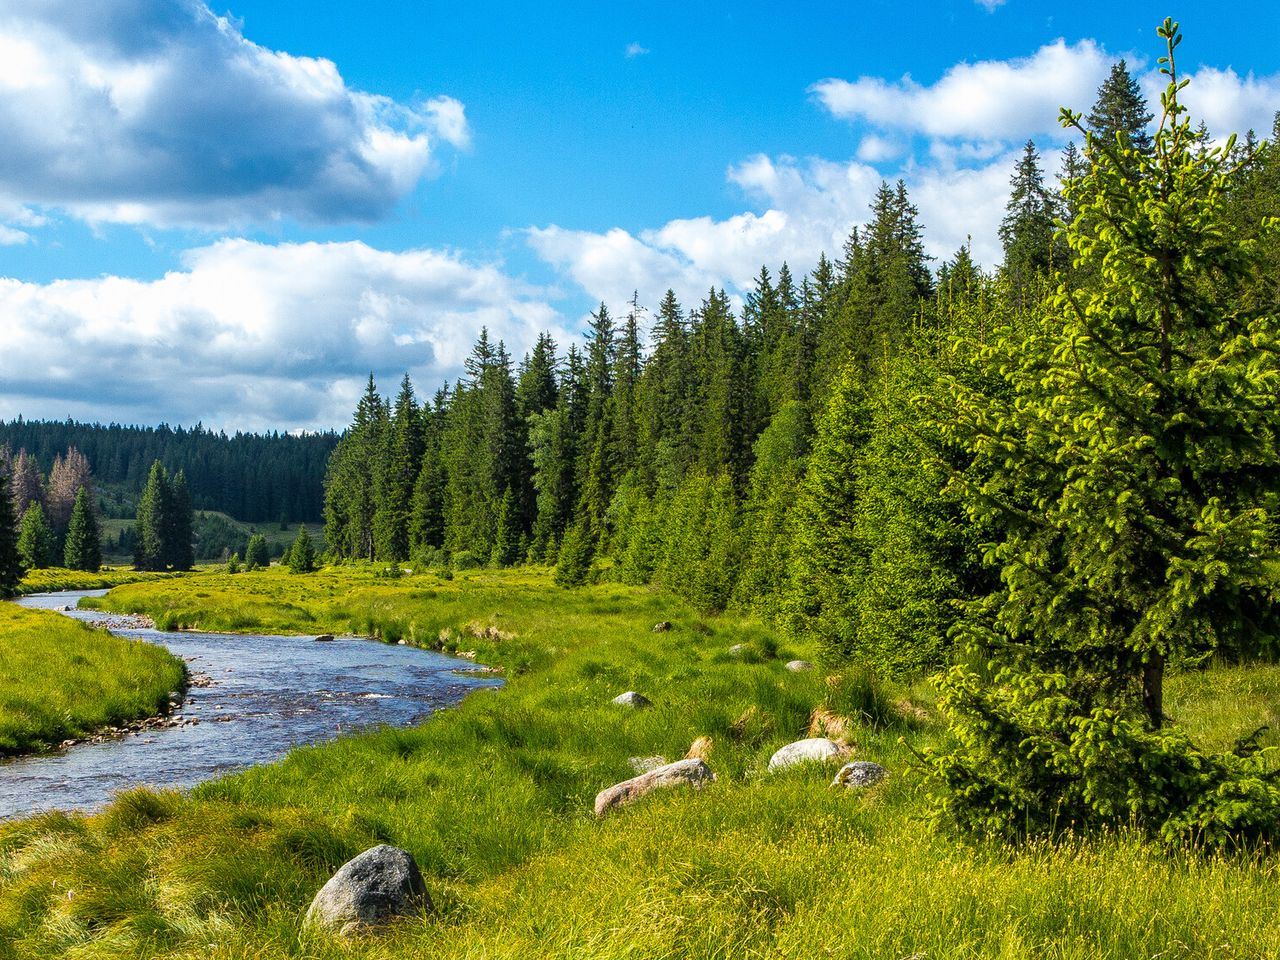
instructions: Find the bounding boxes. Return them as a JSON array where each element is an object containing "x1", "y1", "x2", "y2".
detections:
[{"x1": 0, "y1": 0, "x2": 1277, "y2": 432}]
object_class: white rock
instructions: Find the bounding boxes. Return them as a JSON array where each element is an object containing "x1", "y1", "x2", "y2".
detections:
[
  {"x1": 612, "y1": 691, "x2": 652, "y2": 709},
  {"x1": 785, "y1": 660, "x2": 815, "y2": 672},
  {"x1": 767, "y1": 737, "x2": 843, "y2": 772},
  {"x1": 595, "y1": 758, "x2": 715, "y2": 816}
]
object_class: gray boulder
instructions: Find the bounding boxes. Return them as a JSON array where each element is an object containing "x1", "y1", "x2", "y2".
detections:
[
  {"x1": 314, "y1": 634, "x2": 335, "y2": 642},
  {"x1": 785, "y1": 660, "x2": 815, "y2": 672},
  {"x1": 832, "y1": 761, "x2": 887, "y2": 788},
  {"x1": 595, "y1": 758, "x2": 715, "y2": 816},
  {"x1": 612, "y1": 691, "x2": 653, "y2": 709},
  {"x1": 652, "y1": 621, "x2": 673, "y2": 633},
  {"x1": 767, "y1": 737, "x2": 844, "y2": 772},
  {"x1": 304, "y1": 845, "x2": 432, "y2": 935}
]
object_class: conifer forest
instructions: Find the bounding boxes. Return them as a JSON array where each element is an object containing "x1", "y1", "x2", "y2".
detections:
[{"x1": 3, "y1": 15, "x2": 1280, "y2": 960}]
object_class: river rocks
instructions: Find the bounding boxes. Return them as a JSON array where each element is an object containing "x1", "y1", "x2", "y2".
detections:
[
  {"x1": 832, "y1": 761, "x2": 887, "y2": 788},
  {"x1": 612, "y1": 691, "x2": 652, "y2": 709},
  {"x1": 594, "y1": 758, "x2": 716, "y2": 816},
  {"x1": 767, "y1": 737, "x2": 845, "y2": 772},
  {"x1": 785, "y1": 660, "x2": 815, "y2": 672},
  {"x1": 629, "y1": 755, "x2": 667, "y2": 773},
  {"x1": 304, "y1": 845, "x2": 432, "y2": 935},
  {"x1": 314, "y1": 634, "x2": 335, "y2": 643},
  {"x1": 652, "y1": 621, "x2": 672, "y2": 633}
]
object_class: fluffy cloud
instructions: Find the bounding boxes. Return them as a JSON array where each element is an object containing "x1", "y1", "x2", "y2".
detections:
[
  {"x1": 810, "y1": 39, "x2": 1112, "y2": 142},
  {"x1": 0, "y1": 0, "x2": 467, "y2": 229},
  {"x1": 0, "y1": 239, "x2": 568, "y2": 431}
]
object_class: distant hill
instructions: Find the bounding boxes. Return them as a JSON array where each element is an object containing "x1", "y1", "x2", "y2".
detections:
[{"x1": 0, "y1": 418, "x2": 338, "y2": 523}]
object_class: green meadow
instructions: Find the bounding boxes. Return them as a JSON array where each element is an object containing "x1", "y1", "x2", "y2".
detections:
[
  {"x1": 0, "y1": 565, "x2": 1278, "y2": 958},
  {"x1": 0, "y1": 603, "x2": 185, "y2": 756}
]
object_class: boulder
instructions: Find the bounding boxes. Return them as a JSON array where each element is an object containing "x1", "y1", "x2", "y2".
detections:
[
  {"x1": 628, "y1": 755, "x2": 667, "y2": 774},
  {"x1": 652, "y1": 621, "x2": 673, "y2": 633},
  {"x1": 832, "y1": 761, "x2": 887, "y2": 789},
  {"x1": 612, "y1": 691, "x2": 653, "y2": 709},
  {"x1": 728, "y1": 643, "x2": 748, "y2": 656},
  {"x1": 304, "y1": 845, "x2": 432, "y2": 935},
  {"x1": 767, "y1": 737, "x2": 844, "y2": 772},
  {"x1": 314, "y1": 634, "x2": 335, "y2": 643},
  {"x1": 785, "y1": 660, "x2": 815, "y2": 672},
  {"x1": 595, "y1": 758, "x2": 715, "y2": 816}
]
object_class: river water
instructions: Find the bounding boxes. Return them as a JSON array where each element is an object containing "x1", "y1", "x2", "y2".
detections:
[{"x1": 1, "y1": 590, "x2": 502, "y2": 819}]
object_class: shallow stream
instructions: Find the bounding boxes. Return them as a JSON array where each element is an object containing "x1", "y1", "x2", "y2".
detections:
[{"x1": 1, "y1": 590, "x2": 501, "y2": 819}]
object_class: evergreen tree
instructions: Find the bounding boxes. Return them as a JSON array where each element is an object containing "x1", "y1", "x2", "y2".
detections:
[
  {"x1": 134, "y1": 460, "x2": 170, "y2": 571},
  {"x1": 553, "y1": 517, "x2": 594, "y2": 587},
  {"x1": 288, "y1": 525, "x2": 316, "y2": 573},
  {"x1": 1086, "y1": 59, "x2": 1154, "y2": 159},
  {"x1": 46, "y1": 447, "x2": 91, "y2": 536},
  {"x1": 63, "y1": 485, "x2": 101, "y2": 572},
  {"x1": 375, "y1": 374, "x2": 424, "y2": 561},
  {"x1": 18, "y1": 503, "x2": 55, "y2": 569},
  {"x1": 0, "y1": 461, "x2": 20, "y2": 596},
  {"x1": 927, "y1": 24, "x2": 1280, "y2": 842},
  {"x1": 166, "y1": 469, "x2": 194, "y2": 571},
  {"x1": 999, "y1": 140, "x2": 1057, "y2": 305},
  {"x1": 244, "y1": 533, "x2": 269, "y2": 570}
]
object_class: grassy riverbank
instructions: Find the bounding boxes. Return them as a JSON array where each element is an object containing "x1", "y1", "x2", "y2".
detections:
[
  {"x1": 3, "y1": 566, "x2": 1280, "y2": 958},
  {"x1": 0, "y1": 604, "x2": 186, "y2": 756},
  {"x1": 16, "y1": 567, "x2": 184, "y2": 596}
]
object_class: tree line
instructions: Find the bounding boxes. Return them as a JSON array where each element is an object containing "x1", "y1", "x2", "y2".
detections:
[
  {"x1": 0, "y1": 419, "x2": 336, "y2": 523},
  {"x1": 0, "y1": 445, "x2": 102, "y2": 582},
  {"x1": 324, "y1": 28, "x2": 1280, "y2": 843}
]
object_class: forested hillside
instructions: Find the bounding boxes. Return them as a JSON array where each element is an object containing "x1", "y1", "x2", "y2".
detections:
[
  {"x1": 0, "y1": 419, "x2": 336, "y2": 522},
  {"x1": 324, "y1": 29, "x2": 1280, "y2": 839}
]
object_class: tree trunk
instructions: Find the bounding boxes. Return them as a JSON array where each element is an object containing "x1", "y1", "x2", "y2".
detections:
[{"x1": 1142, "y1": 653, "x2": 1165, "y2": 729}]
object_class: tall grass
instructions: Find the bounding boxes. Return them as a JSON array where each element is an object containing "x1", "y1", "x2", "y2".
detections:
[
  {"x1": 16, "y1": 567, "x2": 183, "y2": 596},
  {"x1": 0, "y1": 605, "x2": 186, "y2": 755},
  {"x1": 2, "y1": 566, "x2": 1279, "y2": 958}
]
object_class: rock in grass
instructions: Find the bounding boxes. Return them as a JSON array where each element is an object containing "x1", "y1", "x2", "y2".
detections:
[
  {"x1": 785, "y1": 660, "x2": 815, "y2": 672},
  {"x1": 652, "y1": 621, "x2": 672, "y2": 633},
  {"x1": 767, "y1": 737, "x2": 844, "y2": 772},
  {"x1": 304, "y1": 845, "x2": 432, "y2": 935},
  {"x1": 612, "y1": 691, "x2": 652, "y2": 709},
  {"x1": 832, "y1": 761, "x2": 887, "y2": 788},
  {"x1": 595, "y1": 758, "x2": 715, "y2": 816}
]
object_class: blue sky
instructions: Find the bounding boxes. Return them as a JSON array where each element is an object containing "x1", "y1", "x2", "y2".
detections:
[{"x1": 0, "y1": 0, "x2": 1276, "y2": 431}]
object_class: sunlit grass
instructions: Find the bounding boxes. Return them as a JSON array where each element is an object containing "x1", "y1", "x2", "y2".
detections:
[
  {"x1": 2, "y1": 565, "x2": 1279, "y2": 958},
  {"x1": 16, "y1": 567, "x2": 183, "y2": 596},
  {"x1": 0, "y1": 605, "x2": 186, "y2": 755}
]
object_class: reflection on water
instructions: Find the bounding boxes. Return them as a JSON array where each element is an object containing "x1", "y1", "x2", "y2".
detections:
[{"x1": 2, "y1": 590, "x2": 501, "y2": 819}]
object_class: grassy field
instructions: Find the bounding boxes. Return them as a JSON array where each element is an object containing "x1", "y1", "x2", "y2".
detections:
[
  {"x1": 16, "y1": 566, "x2": 184, "y2": 596},
  {"x1": 0, "y1": 604, "x2": 186, "y2": 756},
  {"x1": 2, "y1": 566, "x2": 1280, "y2": 958}
]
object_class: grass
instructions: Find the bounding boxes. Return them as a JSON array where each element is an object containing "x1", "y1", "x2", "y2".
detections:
[
  {"x1": 2, "y1": 565, "x2": 1280, "y2": 958},
  {"x1": 0, "y1": 604, "x2": 186, "y2": 756},
  {"x1": 16, "y1": 566, "x2": 184, "y2": 596}
]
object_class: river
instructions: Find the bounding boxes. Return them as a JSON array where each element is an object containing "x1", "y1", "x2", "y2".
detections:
[{"x1": 0, "y1": 590, "x2": 502, "y2": 819}]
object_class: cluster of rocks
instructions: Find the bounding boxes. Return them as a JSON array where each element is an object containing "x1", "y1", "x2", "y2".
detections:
[
  {"x1": 94, "y1": 613, "x2": 155, "y2": 630},
  {"x1": 302, "y1": 686, "x2": 889, "y2": 941}
]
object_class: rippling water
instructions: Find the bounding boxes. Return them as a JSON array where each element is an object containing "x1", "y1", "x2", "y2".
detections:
[{"x1": 1, "y1": 590, "x2": 501, "y2": 819}]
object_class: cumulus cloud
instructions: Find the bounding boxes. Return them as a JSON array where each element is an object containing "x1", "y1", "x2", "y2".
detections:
[
  {"x1": 810, "y1": 39, "x2": 1112, "y2": 142},
  {"x1": 0, "y1": 0, "x2": 468, "y2": 229},
  {"x1": 625, "y1": 42, "x2": 650, "y2": 59},
  {"x1": 0, "y1": 239, "x2": 569, "y2": 431}
]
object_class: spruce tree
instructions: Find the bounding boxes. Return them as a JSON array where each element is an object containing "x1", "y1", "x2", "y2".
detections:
[
  {"x1": 0, "y1": 461, "x2": 21, "y2": 595},
  {"x1": 1087, "y1": 59, "x2": 1154, "y2": 158},
  {"x1": 134, "y1": 460, "x2": 169, "y2": 571},
  {"x1": 288, "y1": 525, "x2": 316, "y2": 573},
  {"x1": 927, "y1": 23, "x2": 1280, "y2": 842},
  {"x1": 998, "y1": 140, "x2": 1057, "y2": 304},
  {"x1": 375, "y1": 374, "x2": 424, "y2": 561},
  {"x1": 63, "y1": 486, "x2": 101, "y2": 572},
  {"x1": 166, "y1": 469, "x2": 195, "y2": 571},
  {"x1": 17, "y1": 503, "x2": 55, "y2": 570},
  {"x1": 244, "y1": 533, "x2": 269, "y2": 570}
]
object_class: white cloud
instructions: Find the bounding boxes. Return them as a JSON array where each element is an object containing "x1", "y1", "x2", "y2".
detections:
[
  {"x1": 625, "y1": 42, "x2": 649, "y2": 59},
  {"x1": 1167, "y1": 66, "x2": 1280, "y2": 140},
  {"x1": 0, "y1": 0, "x2": 468, "y2": 229},
  {"x1": 811, "y1": 39, "x2": 1112, "y2": 141},
  {"x1": 975, "y1": 0, "x2": 1008, "y2": 10},
  {"x1": 0, "y1": 239, "x2": 569, "y2": 431}
]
